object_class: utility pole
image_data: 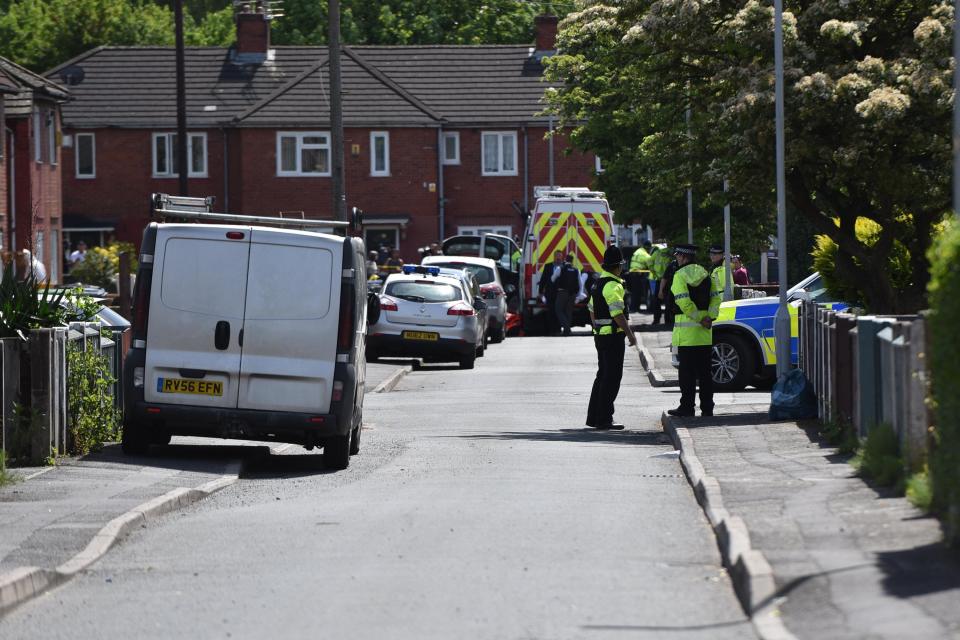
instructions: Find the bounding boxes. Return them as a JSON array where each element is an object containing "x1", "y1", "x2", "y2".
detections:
[
  {"x1": 773, "y1": 0, "x2": 791, "y2": 377},
  {"x1": 723, "y1": 179, "x2": 733, "y2": 302},
  {"x1": 954, "y1": 0, "x2": 959, "y2": 219},
  {"x1": 328, "y1": 0, "x2": 346, "y2": 223},
  {"x1": 174, "y1": 0, "x2": 188, "y2": 197},
  {"x1": 686, "y1": 106, "x2": 693, "y2": 244}
]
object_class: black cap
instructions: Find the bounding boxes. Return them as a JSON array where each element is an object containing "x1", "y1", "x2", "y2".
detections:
[
  {"x1": 642, "y1": 240, "x2": 652, "y2": 248},
  {"x1": 709, "y1": 245, "x2": 724, "y2": 254},
  {"x1": 602, "y1": 245, "x2": 624, "y2": 268},
  {"x1": 674, "y1": 244, "x2": 698, "y2": 256}
]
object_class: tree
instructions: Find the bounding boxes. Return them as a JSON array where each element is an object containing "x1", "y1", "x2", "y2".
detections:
[{"x1": 545, "y1": 0, "x2": 953, "y2": 313}]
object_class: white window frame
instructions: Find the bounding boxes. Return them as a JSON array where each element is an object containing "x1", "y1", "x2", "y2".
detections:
[
  {"x1": 47, "y1": 110, "x2": 57, "y2": 166},
  {"x1": 481, "y1": 131, "x2": 518, "y2": 176},
  {"x1": 457, "y1": 225, "x2": 513, "y2": 237},
  {"x1": 370, "y1": 131, "x2": 390, "y2": 177},
  {"x1": 75, "y1": 133, "x2": 96, "y2": 179},
  {"x1": 442, "y1": 131, "x2": 460, "y2": 165},
  {"x1": 33, "y1": 108, "x2": 42, "y2": 163},
  {"x1": 276, "y1": 131, "x2": 332, "y2": 177},
  {"x1": 152, "y1": 132, "x2": 208, "y2": 178},
  {"x1": 595, "y1": 156, "x2": 604, "y2": 174}
]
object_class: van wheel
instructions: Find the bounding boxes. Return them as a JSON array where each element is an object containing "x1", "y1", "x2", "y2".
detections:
[
  {"x1": 325, "y1": 431, "x2": 351, "y2": 470},
  {"x1": 491, "y1": 327, "x2": 505, "y2": 343},
  {"x1": 121, "y1": 421, "x2": 151, "y2": 456},
  {"x1": 349, "y1": 413, "x2": 361, "y2": 456},
  {"x1": 711, "y1": 333, "x2": 755, "y2": 392},
  {"x1": 459, "y1": 354, "x2": 476, "y2": 370}
]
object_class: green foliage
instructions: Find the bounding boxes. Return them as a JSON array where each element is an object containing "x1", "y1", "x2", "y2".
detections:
[
  {"x1": 0, "y1": 450, "x2": 21, "y2": 487},
  {"x1": 820, "y1": 419, "x2": 859, "y2": 456},
  {"x1": 69, "y1": 242, "x2": 138, "y2": 292},
  {"x1": 927, "y1": 219, "x2": 960, "y2": 546},
  {"x1": 545, "y1": 1, "x2": 953, "y2": 313},
  {"x1": 906, "y1": 466, "x2": 933, "y2": 512},
  {"x1": 67, "y1": 341, "x2": 121, "y2": 455},
  {"x1": 854, "y1": 424, "x2": 904, "y2": 490},
  {"x1": 3, "y1": 402, "x2": 43, "y2": 465},
  {"x1": 0, "y1": 263, "x2": 69, "y2": 338},
  {"x1": 812, "y1": 217, "x2": 913, "y2": 310}
]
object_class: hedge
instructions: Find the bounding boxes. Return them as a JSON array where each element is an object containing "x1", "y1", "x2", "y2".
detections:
[{"x1": 927, "y1": 219, "x2": 960, "y2": 546}]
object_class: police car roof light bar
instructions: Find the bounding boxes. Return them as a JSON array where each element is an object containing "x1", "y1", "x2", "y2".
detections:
[
  {"x1": 150, "y1": 193, "x2": 350, "y2": 229},
  {"x1": 402, "y1": 265, "x2": 441, "y2": 276}
]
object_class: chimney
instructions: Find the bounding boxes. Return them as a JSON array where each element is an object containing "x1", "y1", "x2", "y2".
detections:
[
  {"x1": 534, "y1": 15, "x2": 559, "y2": 53},
  {"x1": 236, "y1": 2, "x2": 270, "y2": 59}
]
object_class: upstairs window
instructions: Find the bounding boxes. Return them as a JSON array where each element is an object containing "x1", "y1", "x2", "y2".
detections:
[
  {"x1": 75, "y1": 133, "x2": 95, "y2": 178},
  {"x1": 481, "y1": 131, "x2": 517, "y2": 176},
  {"x1": 442, "y1": 132, "x2": 460, "y2": 165},
  {"x1": 370, "y1": 131, "x2": 390, "y2": 176},
  {"x1": 277, "y1": 132, "x2": 330, "y2": 177},
  {"x1": 152, "y1": 132, "x2": 207, "y2": 178}
]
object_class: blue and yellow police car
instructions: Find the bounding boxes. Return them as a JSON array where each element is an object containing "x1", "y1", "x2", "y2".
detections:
[{"x1": 710, "y1": 272, "x2": 849, "y2": 391}]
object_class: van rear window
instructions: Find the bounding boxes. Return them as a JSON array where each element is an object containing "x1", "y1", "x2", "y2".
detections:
[
  {"x1": 160, "y1": 238, "x2": 249, "y2": 318},
  {"x1": 386, "y1": 281, "x2": 461, "y2": 303}
]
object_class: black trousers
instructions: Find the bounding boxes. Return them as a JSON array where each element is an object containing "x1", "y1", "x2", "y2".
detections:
[
  {"x1": 555, "y1": 289, "x2": 574, "y2": 335},
  {"x1": 628, "y1": 273, "x2": 648, "y2": 313},
  {"x1": 678, "y1": 345, "x2": 714, "y2": 412},
  {"x1": 587, "y1": 333, "x2": 626, "y2": 426},
  {"x1": 649, "y1": 280, "x2": 662, "y2": 322}
]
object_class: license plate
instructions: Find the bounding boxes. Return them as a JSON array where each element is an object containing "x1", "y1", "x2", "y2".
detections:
[
  {"x1": 402, "y1": 331, "x2": 439, "y2": 342},
  {"x1": 157, "y1": 378, "x2": 223, "y2": 396}
]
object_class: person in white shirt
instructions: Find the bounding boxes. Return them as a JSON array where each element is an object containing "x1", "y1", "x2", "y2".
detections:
[
  {"x1": 16, "y1": 249, "x2": 47, "y2": 283},
  {"x1": 69, "y1": 241, "x2": 87, "y2": 266}
]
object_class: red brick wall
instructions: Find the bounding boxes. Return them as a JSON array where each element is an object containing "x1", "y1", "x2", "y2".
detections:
[
  {"x1": 0, "y1": 95, "x2": 7, "y2": 251},
  {"x1": 12, "y1": 105, "x2": 63, "y2": 282}
]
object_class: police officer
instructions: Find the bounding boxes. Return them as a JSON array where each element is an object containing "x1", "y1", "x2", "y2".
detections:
[
  {"x1": 555, "y1": 254, "x2": 580, "y2": 336},
  {"x1": 628, "y1": 239, "x2": 653, "y2": 313},
  {"x1": 586, "y1": 246, "x2": 637, "y2": 430},
  {"x1": 668, "y1": 244, "x2": 721, "y2": 417},
  {"x1": 649, "y1": 243, "x2": 671, "y2": 324},
  {"x1": 708, "y1": 245, "x2": 728, "y2": 299}
]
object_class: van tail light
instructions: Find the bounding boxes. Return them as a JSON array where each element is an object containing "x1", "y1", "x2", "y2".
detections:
[
  {"x1": 480, "y1": 283, "x2": 503, "y2": 300},
  {"x1": 332, "y1": 380, "x2": 344, "y2": 402},
  {"x1": 132, "y1": 271, "x2": 152, "y2": 341},
  {"x1": 524, "y1": 263, "x2": 533, "y2": 298},
  {"x1": 447, "y1": 303, "x2": 475, "y2": 316},
  {"x1": 379, "y1": 296, "x2": 399, "y2": 312},
  {"x1": 337, "y1": 286, "x2": 354, "y2": 351}
]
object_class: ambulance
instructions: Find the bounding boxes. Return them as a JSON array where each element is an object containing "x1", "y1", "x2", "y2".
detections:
[{"x1": 519, "y1": 188, "x2": 615, "y2": 334}]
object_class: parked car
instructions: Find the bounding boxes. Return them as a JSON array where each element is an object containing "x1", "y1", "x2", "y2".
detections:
[
  {"x1": 708, "y1": 273, "x2": 849, "y2": 391},
  {"x1": 122, "y1": 195, "x2": 370, "y2": 469},
  {"x1": 367, "y1": 265, "x2": 487, "y2": 369},
  {"x1": 421, "y1": 255, "x2": 508, "y2": 343}
]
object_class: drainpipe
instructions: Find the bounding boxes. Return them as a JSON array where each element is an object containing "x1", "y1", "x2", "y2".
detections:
[
  {"x1": 547, "y1": 115, "x2": 555, "y2": 188},
  {"x1": 6, "y1": 128, "x2": 14, "y2": 252},
  {"x1": 221, "y1": 127, "x2": 229, "y2": 211},
  {"x1": 522, "y1": 126, "x2": 529, "y2": 214},
  {"x1": 437, "y1": 127, "x2": 445, "y2": 240}
]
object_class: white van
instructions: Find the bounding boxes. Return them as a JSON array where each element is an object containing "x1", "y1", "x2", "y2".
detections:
[{"x1": 122, "y1": 195, "x2": 370, "y2": 469}]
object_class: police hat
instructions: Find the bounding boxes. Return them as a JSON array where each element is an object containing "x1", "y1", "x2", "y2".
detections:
[
  {"x1": 602, "y1": 245, "x2": 624, "y2": 268},
  {"x1": 642, "y1": 240, "x2": 652, "y2": 248},
  {"x1": 709, "y1": 245, "x2": 724, "y2": 254},
  {"x1": 673, "y1": 244, "x2": 698, "y2": 256}
]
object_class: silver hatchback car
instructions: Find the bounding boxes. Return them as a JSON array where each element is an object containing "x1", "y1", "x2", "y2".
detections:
[{"x1": 367, "y1": 265, "x2": 487, "y2": 369}]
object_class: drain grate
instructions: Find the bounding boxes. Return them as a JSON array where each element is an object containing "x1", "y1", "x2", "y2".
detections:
[{"x1": 637, "y1": 473, "x2": 685, "y2": 479}]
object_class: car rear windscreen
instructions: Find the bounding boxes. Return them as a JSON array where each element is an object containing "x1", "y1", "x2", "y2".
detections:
[
  {"x1": 431, "y1": 262, "x2": 495, "y2": 284},
  {"x1": 386, "y1": 281, "x2": 461, "y2": 303}
]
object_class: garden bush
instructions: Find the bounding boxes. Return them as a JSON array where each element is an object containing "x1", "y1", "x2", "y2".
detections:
[
  {"x1": 927, "y1": 220, "x2": 960, "y2": 546},
  {"x1": 69, "y1": 242, "x2": 137, "y2": 291}
]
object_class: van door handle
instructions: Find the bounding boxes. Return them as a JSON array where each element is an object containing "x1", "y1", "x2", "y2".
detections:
[
  {"x1": 238, "y1": 328, "x2": 244, "y2": 347},
  {"x1": 215, "y1": 321, "x2": 230, "y2": 350}
]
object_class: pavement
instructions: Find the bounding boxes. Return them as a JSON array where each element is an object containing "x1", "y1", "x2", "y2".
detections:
[{"x1": 635, "y1": 322, "x2": 960, "y2": 639}]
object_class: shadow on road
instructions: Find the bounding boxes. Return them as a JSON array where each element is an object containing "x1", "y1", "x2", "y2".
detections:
[
  {"x1": 77, "y1": 442, "x2": 275, "y2": 475},
  {"x1": 241, "y1": 451, "x2": 334, "y2": 479},
  {"x1": 450, "y1": 428, "x2": 670, "y2": 446}
]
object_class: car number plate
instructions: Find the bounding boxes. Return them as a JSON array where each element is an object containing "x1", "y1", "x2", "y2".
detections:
[
  {"x1": 157, "y1": 378, "x2": 223, "y2": 396},
  {"x1": 402, "y1": 331, "x2": 439, "y2": 342}
]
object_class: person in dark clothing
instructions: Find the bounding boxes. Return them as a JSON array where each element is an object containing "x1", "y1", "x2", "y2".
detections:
[
  {"x1": 659, "y1": 254, "x2": 680, "y2": 329},
  {"x1": 539, "y1": 250, "x2": 564, "y2": 335},
  {"x1": 586, "y1": 246, "x2": 637, "y2": 430},
  {"x1": 554, "y1": 254, "x2": 581, "y2": 336}
]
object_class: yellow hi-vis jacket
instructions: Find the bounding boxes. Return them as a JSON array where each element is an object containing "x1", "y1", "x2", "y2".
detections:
[
  {"x1": 711, "y1": 263, "x2": 728, "y2": 296},
  {"x1": 629, "y1": 248, "x2": 652, "y2": 273},
  {"x1": 651, "y1": 248, "x2": 671, "y2": 281},
  {"x1": 587, "y1": 270, "x2": 626, "y2": 335},
  {"x1": 671, "y1": 263, "x2": 721, "y2": 347}
]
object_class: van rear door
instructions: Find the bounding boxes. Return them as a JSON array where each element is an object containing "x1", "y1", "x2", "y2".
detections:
[
  {"x1": 236, "y1": 228, "x2": 343, "y2": 414},
  {"x1": 144, "y1": 225, "x2": 251, "y2": 408},
  {"x1": 571, "y1": 200, "x2": 612, "y2": 274}
]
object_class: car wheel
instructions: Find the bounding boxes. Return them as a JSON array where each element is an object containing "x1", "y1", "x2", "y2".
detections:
[
  {"x1": 459, "y1": 354, "x2": 476, "y2": 370},
  {"x1": 349, "y1": 411, "x2": 361, "y2": 456},
  {"x1": 711, "y1": 333, "x2": 755, "y2": 392},
  {"x1": 121, "y1": 420, "x2": 150, "y2": 456},
  {"x1": 490, "y1": 324, "x2": 505, "y2": 343},
  {"x1": 324, "y1": 430, "x2": 351, "y2": 470}
]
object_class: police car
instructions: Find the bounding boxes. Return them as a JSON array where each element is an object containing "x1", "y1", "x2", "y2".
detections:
[
  {"x1": 710, "y1": 273, "x2": 849, "y2": 391},
  {"x1": 367, "y1": 265, "x2": 488, "y2": 369}
]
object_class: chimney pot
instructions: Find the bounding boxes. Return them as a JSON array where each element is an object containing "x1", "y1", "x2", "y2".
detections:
[{"x1": 534, "y1": 15, "x2": 559, "y2": 52}]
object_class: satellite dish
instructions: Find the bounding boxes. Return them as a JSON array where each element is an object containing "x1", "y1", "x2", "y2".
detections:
[{"x1": 59, "y1": 65, "x2": 85, "y2": 86}]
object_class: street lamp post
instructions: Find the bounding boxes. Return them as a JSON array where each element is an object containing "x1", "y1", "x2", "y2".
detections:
[{"x1": 773, "y1": 0, "x2": 791, "y2": 377}]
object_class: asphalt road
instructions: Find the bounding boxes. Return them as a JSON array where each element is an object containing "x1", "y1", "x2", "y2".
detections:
[{"x1": 0, "y1": 336, "x2": 754, "y2": 639}]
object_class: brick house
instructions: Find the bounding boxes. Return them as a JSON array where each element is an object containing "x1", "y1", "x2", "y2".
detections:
[
  {"x1": 46, "y1": 10, "x2": 596, "y2": 261},
  {"x1": 0, "y1": 57, "x2": 69, "y2": 282}
]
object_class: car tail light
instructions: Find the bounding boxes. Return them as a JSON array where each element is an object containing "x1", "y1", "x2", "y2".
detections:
[
  {"x1": 379, "y1": 296, "x2": 399, "y2": 311},
  {"x1": 448, "y1": 303, "x2": 475, "y2": 316},
  {"x1": 132, "y1": 272, "x2": 152, "y2": 340},
  {"x1": 480, "y1": 283, "x2": 503, "y2": 300},
  {"x1": 332, "y1": 380, "x2": 344, "y2": 402},
  {"x1": 226, "y1": 231, "x2": 245, "y2": 240}
]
